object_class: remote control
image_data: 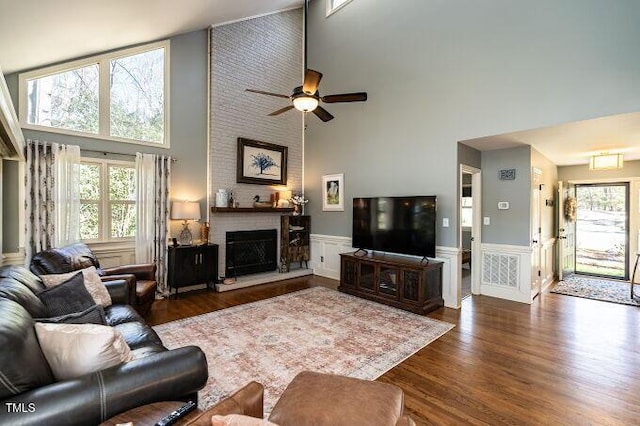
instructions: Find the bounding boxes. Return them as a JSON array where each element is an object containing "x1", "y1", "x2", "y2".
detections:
[{"x1": 154, "y1": 401, "x2": 197, "y2": 426}]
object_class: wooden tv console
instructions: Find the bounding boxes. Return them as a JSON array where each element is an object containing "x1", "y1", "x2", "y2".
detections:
[{"x1": 339, "y1": 252, "x2": 443, "y2": 314}]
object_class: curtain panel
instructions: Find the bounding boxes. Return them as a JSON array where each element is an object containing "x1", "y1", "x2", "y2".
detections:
[
  {"x1": 24, "y1": 140, "x2": 80, "y2": 264},
  {"x1": 135, "y1": 153, "x2": 171, "y2": 295}
]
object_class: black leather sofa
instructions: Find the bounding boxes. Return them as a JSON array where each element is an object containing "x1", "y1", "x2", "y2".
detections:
[{"x1": 0, "y1": 265, "x2": 208, "y2": 426}]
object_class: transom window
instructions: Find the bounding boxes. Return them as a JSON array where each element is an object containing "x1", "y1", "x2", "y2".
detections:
[
  {"x1": 327, "y1": 0, "x2": 353, "y2": 16},
  {"x1": 19, "y1": 41, "x2": 169, "y2": 147},
  {"x1": 79, "y1": 159, "x2": 136, "y2": 242}
]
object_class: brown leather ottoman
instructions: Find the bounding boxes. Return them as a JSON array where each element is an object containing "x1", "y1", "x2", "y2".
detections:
[{"x1": 268, "y1": 371, "x2": 412, "y2": 426}]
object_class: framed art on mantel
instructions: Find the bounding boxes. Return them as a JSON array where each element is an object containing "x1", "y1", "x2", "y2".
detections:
[
  {"x1": 322, "y1": 173, "x2": 344, "y2": 211},
  {"x1": 237, "y1": 138, "x2": 288, "y2": 185}
]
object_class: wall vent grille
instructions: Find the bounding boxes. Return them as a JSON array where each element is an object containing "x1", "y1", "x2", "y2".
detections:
[{"x1": 482, "y1": 252, "x2": 519, "y2": 288}]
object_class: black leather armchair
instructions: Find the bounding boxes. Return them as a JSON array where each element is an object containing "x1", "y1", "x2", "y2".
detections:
[{"x1": 0, "y1": 265, "x2": 208, "y2": 426}]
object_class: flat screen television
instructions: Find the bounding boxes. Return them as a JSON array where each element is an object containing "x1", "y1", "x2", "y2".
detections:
[{"x1": 352, "y1": 196, "x2": 437, "y2": 258}]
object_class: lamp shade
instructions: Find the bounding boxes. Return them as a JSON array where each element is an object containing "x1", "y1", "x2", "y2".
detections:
[{"x1": 171, "y1": 201, "x2": 201, "y2": 220}]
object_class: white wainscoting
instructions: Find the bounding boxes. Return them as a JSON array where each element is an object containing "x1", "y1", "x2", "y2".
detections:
[
  {"x1": 1, "y1": 249, "x2": 25, "y2": 266},
  {"x1": 87, "y1": 241, "x2": 136, "y2": 268},
  {"x1": 1, "y1": 242, "x2": 135, "y2": 269},
  {"x1": 433, "y1": 246, "x2": 461, "y2": 309},
  {"x1": 309, "y1": 234, "x2": 460, "y2": 309},
  {"x1": 480, "y1": 243, "x2": 533, "y2": 304},
  {"x1": 541, "y1": 237, "x2": 557, "y2": 292},
  {"x1": 309, "y1": 234, "x2": 353, "y2": 280}
]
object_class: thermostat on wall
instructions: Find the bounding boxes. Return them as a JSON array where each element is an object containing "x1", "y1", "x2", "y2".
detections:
[{"x1": 497, "y1": 201, "x2": 510, "y2": 210}]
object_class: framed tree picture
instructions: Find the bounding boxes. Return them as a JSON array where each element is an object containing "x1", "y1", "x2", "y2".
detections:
[
  {"x1": 322, "y1": 173, "x2": 344, "y2": 211},
  {"x1": 237, "y1": 138, "x2": 288, "y2": 185}
]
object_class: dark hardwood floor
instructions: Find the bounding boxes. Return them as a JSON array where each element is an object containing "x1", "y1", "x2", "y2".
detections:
[{"x1": 148, "y1": 277, "x2": 640, "y2": 425}]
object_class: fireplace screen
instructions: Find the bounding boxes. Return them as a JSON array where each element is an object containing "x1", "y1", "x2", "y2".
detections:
[{"x1": 226, "y1": 229, "x2": 277, "y2": 277}]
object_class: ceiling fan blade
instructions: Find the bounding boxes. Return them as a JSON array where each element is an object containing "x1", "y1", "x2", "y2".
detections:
[
  {"x1": 321, "y1": 92, "x2": 368, "y2": 103},
  {"x1": 246, "y1": 89, "x2": 290, "y2": 99},
  {"x1": 313, "y1": 106, "x2": 334, "y2": 122},
  {"x1": 302, "y1": 69, "x2": 323, "y2": 95},
  {"x1": 268, "y1": 105, "x2": 295, "y2": 116}
]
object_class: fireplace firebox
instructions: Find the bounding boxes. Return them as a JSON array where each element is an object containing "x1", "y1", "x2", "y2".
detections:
[{"x1": 225, "y1": 229, "x2": 277, "y2": 278}]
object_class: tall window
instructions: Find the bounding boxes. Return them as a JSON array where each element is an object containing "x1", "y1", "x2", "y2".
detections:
[
  {"x1": 327, "y1": 0, "x2": 353, "y2": 16},
  {"x1": 79, "y1": 159, "x2": 136, "y2": 242},
  {"x1": 19, "y1": 41, "x2": 169, "y2": 147}
]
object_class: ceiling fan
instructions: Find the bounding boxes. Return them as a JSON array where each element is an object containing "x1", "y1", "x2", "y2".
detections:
[{"x1": 245, "y1": 0, "x2": 367, "y2": 122}]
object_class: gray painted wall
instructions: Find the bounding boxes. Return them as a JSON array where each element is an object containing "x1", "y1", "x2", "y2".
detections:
[
  {"x1": 558, "y1": 160, "x2": 640, "y2": 181},
  {"x1": 208, "y1": 9, "x2": 303, "y2": 274},
  {"x1": 304, "y1": 0, "x2": 640, "y2": 248},
  {"x1": 458, "y1": 144, "x2": 481, "y2": 170},
  {"x1": 2, "y1": 30, "x2": 209, "y2": 249},
  {"x1": 481, "y1": 146, "x2": 531, "y2": 246}
]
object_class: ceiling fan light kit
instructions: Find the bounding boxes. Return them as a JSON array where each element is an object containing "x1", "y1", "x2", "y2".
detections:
[
  {"x1": 293, "y1": 97, "x2": 318, "y2": 112},
  {"x1": 245, "y1": 0, "x2": 367, "y2": 122},
  {"x1": 292, "y1": 86, "x2": 319, "y2": 112}
]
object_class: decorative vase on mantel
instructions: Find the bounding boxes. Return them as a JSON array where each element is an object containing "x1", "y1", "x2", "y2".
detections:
[{"x1": 292, "y1": 204, "x2": 301, "y2": 215}]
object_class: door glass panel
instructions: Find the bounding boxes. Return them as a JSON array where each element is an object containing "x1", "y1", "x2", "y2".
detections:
[{"x1": 575, "y1": 184, "x2": 628, "y2": 279}]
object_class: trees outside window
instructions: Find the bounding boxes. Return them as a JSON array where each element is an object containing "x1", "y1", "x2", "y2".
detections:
[
  {"x1": 19, "y1": 41, "x2": 169, "y2": 147},
  {"x1": 79, "y1": 159, "x2": 136, "y2": 242}
]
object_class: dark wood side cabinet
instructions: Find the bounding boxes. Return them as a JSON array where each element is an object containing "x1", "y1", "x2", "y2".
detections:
[
  {"x1": 339, "y1": 252, "x2": 443, "y2": 314},
  {"x1": 280, "y1": 215, "x2": 310, "y2": 270},
  {"x1": 168, "y1": 244, "x2": 218, "y2": 297}
]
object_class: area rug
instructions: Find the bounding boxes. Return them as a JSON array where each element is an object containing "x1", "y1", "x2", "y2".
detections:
[
  {"x1": 153, "y1": 287, "x2": 454, "y2": 412},
  {"x1": 551, "y1": 275, "x2": 640, "y2": 306}
]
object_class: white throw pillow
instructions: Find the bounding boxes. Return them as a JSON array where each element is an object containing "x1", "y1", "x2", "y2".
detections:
[
  {"x1": 211, "y1": 415, "x2": 279, "y2": 426},
  {"x1": 41, "y1": 266, "x2": 112, "y2": 307},
  {"x1": 34, "y1": 322, "x2": 133, "y2": 381}
]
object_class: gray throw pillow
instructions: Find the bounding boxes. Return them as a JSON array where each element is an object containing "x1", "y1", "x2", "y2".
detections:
[
  {"x1": 35, "y1": 305, "x2": 106, "y2": 325},
  {"x1": 37, "y1": 272, "x2": 95, "y2": 317}
]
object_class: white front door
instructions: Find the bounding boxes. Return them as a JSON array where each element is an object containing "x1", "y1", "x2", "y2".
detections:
[{"x1": 557, "y1": 181, "x2": 576, "y2": 281}]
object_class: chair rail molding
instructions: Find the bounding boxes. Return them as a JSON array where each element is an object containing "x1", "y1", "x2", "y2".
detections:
[{"x1": 309, "y1": 234, "x2": 460, "y2": 309}]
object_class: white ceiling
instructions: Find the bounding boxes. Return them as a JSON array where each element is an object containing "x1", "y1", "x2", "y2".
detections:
[
  {"x1": 0, "y1": 0, "x2": 303, "y2": 74},
  {"x1": 461, "y1": 111, "x2": 640, "y2": 166}
]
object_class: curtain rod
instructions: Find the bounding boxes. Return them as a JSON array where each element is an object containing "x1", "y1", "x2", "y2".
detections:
[{"x1": 81, "y1": 148, "x2": 177, "y2": 162}]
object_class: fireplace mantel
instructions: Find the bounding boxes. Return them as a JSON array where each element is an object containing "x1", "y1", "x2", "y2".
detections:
[{"x1": 211, "y1": 207, "x2": 294, "y2": 214}]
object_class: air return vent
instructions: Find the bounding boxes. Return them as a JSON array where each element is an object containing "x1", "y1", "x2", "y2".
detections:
[{"x1": 482, "y1": 253, "x2": 519, "y2": 288}]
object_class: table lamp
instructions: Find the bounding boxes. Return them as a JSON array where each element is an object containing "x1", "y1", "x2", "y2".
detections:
[{"x1": 171, "y1": 201, "x2": 201, "y2": 245}]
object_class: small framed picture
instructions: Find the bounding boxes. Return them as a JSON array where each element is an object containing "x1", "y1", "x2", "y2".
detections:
[{"x1": 322, "y1": 173, "x2": 344, "y2": 211}]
